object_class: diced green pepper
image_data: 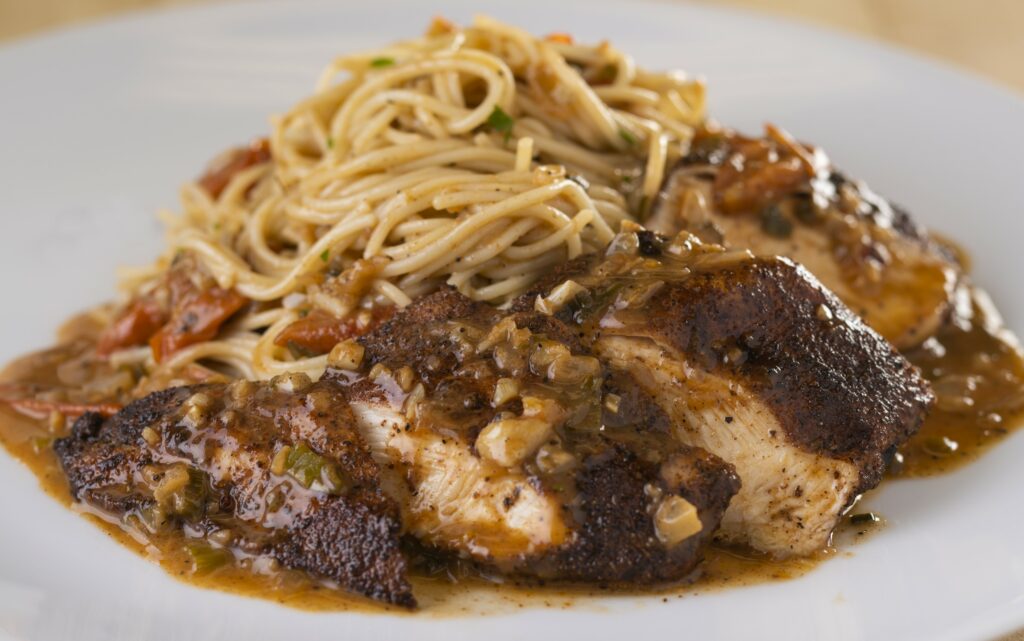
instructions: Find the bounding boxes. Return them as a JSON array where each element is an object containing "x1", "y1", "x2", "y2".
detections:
[
  {"x1": 134, "y1": 504, "x2": 169, "y2": 533},
  {"x1": 185, "y1": 541, "x2": 233, "y2": 574},
  {"x1": 167, "y1": 468, "x2": 209, "y2": 520},
  {"x1": 284, "y1": 442, "x2": 346, "y2": 494}
]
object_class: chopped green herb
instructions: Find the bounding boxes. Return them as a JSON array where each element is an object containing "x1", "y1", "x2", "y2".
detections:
[
  {"x1": 185, "y1": 541, "x2": 232, "y2": 574},
  {"x1": 325, "y1": 136, "x2": 334, "y2": 149},
  {"x1": 618, "y1": 128, "x2": 638, "y2": 146},
  {"x1": 619, "y1": 175, "x2": 633, "y2": 185},
  {"x1": 320, "y1": 249, "x2": 330, "y2": 263},
  {"x1": 487, "y1": 106, "x2": 515, "y2": 142},
  {"x1": 370, "y1": 57, "x2": 395, "y2": 68}
]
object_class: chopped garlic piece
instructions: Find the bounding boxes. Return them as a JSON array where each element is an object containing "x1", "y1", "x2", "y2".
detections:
[
  {"x1": 273, "y1": 372, "x2": 312, "y2": 393},
  {"x1": 395, "y1": 366, "x2": 416, "y2": 393},
  {"x1": 476, "y1": 416, "x2": 553, "y2": 467},
  {"x1": 535, "y1": 280, "x2": 587, "y2": 315},
  {"x1": 152, "y1": 465, "x2": 191, "y2": 505},
  {"x1": 404, "y1": 382, "x2": 426, "y2": 419},
  {"x1": 604, "y1": 393, "x2": 622, "y2": 413},
  {"x1": 328, "y1": 339, "x2": 365, "y2": 371},
  {"x1": 183, "y1": 392, "x2": 213, "y2": 424},
  {"x1": 270, "y1": 445, "x2": 292, "y2": 476},
  {"x1": 141, "y1": 426, "x2": 160, "y2": 447},
  {"x1": 493, "y1": 377, "x2": 520, "y2": 406},
  {"x1": 654, "y1": 495, "x2": 702, "y2": 546},
  {"x1": 535, "y1": 443, "x2": 575, "y2": 474}
]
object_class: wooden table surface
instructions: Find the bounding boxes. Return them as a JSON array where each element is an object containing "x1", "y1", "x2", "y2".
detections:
[{"x1": 0, "y1": 1, "x2": 1020, "y2": 639}]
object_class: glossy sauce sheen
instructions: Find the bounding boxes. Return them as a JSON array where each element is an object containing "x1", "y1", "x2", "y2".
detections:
[
  {"x1": 1, "y1": 286, "x2": 1021, "y2": 613},
  {"x1": 896, "y1": 293, "x2": 1024, "y2": 476},
  {"x1": 0, "y1": 402, "x2": 823, "y2": 613}
]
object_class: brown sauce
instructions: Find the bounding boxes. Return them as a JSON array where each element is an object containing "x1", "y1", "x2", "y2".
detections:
[
  {"x1": 896, "y1": 290, "x2": 1024, "y2": 476},
  {"x1": 0, "y1": 401, "x2": 822, "y2": 614},
  {"x1": 1, "y1": 283, "x2": 1022, "y2": 614}
]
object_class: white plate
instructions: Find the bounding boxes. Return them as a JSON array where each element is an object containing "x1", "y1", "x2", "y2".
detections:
[{"x1": 2, "y1": 1, "x2": 1023, "y2": 640}]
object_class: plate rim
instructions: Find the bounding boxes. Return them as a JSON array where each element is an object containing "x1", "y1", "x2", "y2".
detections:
[{"x1": 1, "y1": 1, "x2": 1023, "y2": 640}]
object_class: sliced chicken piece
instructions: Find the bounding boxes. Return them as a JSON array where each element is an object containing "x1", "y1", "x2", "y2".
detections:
[
  {"x1": 646, "y1": 124, "x2": 960, "y2": 349},
  {"x1": 54, "y1": 379, "x2": 414, "y2": 606},
  {"x1": 344, "y1": 386, "x2": 567, "y2": 562},
  {"x1": 325, "y1": 288, "x2": 740, "y2": 583},
  {"x1": 513, "y1": 229, "x2": 933, "y2": 556}
]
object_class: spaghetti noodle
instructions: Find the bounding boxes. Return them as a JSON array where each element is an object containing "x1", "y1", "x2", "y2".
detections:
[{"x1": 110, "y1": 15, "x2": 706, "y2": 384}]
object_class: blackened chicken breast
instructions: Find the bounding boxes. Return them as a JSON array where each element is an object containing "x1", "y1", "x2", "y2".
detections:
[
  {"x1": 54, "y1": 379, "x2": 414, "y2": 606},
  {"x1": 514, "y1": 228, "x2": 933, "y2": 556},
  {"x1": 646, "y1": 124, "x2": 960, "y2": 349},
  {"x1": 326, "y1": 288, "x2": 740, "y2": 583}
]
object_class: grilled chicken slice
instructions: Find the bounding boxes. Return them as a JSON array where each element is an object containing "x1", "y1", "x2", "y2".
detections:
[
  {"x1": 54, "y1": 380, "x2": 414, "y2": 606},
  {"x1": 324, "y1": 288, "x2": 740, "y2": 583},
  {"x1": 646, "y1": 124, "x2": 960, "y2": 349},
  {"x1": 513, "y1": 229, "x2": 933, "y2": 556}
]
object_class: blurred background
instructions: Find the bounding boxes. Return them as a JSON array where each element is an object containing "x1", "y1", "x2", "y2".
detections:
[{"x1": 1, "y1": 0, "x2": 1023, "y2": 93}]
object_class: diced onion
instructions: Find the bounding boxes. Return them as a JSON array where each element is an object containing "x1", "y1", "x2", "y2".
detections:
[{"x1": 654, "y1": 495, "x2": 702, "y2": 546}]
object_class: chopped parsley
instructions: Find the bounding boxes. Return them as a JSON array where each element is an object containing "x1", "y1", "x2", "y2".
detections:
[
  {"x1": 370, "y1": 57, "x2": 395, "y2": 68},
  {"x1": 618, "y1": 128, "x2": 638, "y2": 146},
  {"x1": 320, "y1": 249, "x2": 330, "y2": 262},
  {"x1": 487, "y1": 106, "x2": 515, "y2": 142},
  {"x1": 325, "y1": 136, "x2": 334, "y2": 149}
]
